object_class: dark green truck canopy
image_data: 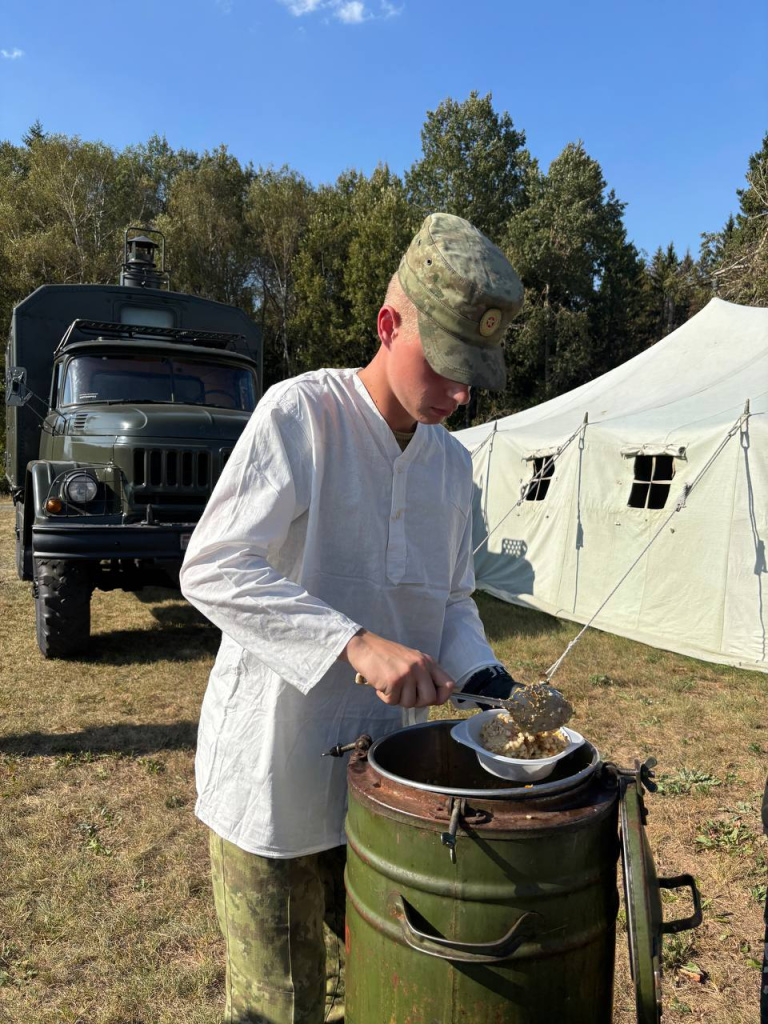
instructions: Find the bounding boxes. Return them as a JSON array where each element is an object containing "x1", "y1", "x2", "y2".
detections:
[{"x1": 5, "y1": 283, "x2": 262, "y2": 490}]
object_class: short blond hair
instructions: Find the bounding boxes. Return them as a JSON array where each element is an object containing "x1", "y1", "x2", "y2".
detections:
[{"x1": 384, "y1": 272, "x2": 420, "y2": 336}]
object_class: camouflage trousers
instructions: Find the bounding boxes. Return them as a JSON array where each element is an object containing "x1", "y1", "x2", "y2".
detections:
[{"x1": 209, "y1": 830, "x2": 346, "y2": 1024}]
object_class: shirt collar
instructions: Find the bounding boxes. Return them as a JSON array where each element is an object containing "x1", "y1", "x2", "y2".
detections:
[{"x1": 352, "y1": 370, "x2": 428, "y2": 461}]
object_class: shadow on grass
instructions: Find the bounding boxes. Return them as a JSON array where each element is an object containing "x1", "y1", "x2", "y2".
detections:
[
  {"x1": 474, "y1": 591, "x2": 564, "y2": 643},
  {"x1": 0, "y1": 720, "x2": 198, "y2": 757},
  {"x1": 85, "y1": 620, "x2": 221, "y2": 665},
  {"x1": 132, "y1": 586, "x2": 184, "y2": 606}
]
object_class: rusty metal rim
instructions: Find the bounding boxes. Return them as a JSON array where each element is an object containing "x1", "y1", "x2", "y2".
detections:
[
  {"x1": 351, "y1": 779, "x2": 619, "y2": 833},
  {"x1": 367, "y1": 721, "x2": 602, "y2": 799}
]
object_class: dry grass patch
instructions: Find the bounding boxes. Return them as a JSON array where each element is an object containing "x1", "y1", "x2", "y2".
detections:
[{"x1": 1, "y1": 500, "x2": 766, "y2": 1022}]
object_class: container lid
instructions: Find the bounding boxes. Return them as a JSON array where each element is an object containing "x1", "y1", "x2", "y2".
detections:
[
  {"x1": 620, "y1": 765, "x2": 703, "y2": 1023},
  {"x1": 620, "y1": 769, "x2": 663, "y2": 1024}
]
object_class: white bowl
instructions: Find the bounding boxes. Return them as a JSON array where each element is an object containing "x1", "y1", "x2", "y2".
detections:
[{"x1": 450, "y1": 710, "x2": 584, "y2": 782}]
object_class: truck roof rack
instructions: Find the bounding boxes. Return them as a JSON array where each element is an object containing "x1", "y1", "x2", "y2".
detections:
[{"x1": 55, "y1": 319, "x2": 252, "y2": 358}]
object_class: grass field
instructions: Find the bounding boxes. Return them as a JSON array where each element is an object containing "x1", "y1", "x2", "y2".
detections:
[{"x1": 0, "y1": 498, "x2": 765, "y2": 1023}]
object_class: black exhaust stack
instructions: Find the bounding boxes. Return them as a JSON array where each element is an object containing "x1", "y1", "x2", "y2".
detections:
[{"x1": 120, "y1": 228, "x2": 169, "y2": 289}]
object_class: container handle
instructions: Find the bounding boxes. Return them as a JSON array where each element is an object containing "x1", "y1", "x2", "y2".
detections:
[
  {"x1": 391, "y1": 893, "x2": 537, "y2": 963},
  {"x1": 658, "y1": 874, "x2": 703, "y2": 934}
]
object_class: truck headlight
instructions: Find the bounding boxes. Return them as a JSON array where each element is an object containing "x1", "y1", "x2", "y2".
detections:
[{"x1": 63, "y1": 472, "x2": 98, "y2": 504}]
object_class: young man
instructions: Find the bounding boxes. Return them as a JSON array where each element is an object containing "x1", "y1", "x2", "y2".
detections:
[{"x1": 180, "y1": 212, "x2": 525, "y2": 1023}]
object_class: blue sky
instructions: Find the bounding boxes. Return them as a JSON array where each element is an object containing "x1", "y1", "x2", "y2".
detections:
[{"x1": 1, "y1": 0, "x2": 766, "y2": 260}]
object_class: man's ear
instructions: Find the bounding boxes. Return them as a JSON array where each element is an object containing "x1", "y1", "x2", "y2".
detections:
[{"x1": 377, "y1": 304, "x2": 399, "y2": 348}]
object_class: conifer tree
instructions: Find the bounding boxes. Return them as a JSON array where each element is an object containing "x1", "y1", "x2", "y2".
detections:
[
  {"x1": 502, "y1": 143, "x2": 644, "y2": 410},
  {"x1": 406, "y1": 91, "x2": 530, "y2": 239},
  {"x1": 21, "y1": 119, "x2": 46, "y2": 146}
]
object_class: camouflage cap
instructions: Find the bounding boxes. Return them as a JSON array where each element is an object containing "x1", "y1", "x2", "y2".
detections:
[{"x1": 397, "y1": 212, "x2": 523, "y2": 391}]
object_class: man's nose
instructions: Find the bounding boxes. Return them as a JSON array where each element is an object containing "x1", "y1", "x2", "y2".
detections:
[{"x1": 447, "y1": 382, "x2": 471, "y2": 406}]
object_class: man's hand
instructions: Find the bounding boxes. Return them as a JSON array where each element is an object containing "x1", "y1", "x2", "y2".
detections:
[{"x1": 338, "y1": 630, "x2": 454, "y2": 709}]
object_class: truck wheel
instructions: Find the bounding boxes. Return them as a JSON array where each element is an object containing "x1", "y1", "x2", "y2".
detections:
[{"x1": 34, "y1": 559, "x2": 93, "y2": 658}]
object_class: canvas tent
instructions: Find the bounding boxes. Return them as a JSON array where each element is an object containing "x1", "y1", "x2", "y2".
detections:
[{"x1": 456, "y1": 298, "x2": 768, "y2": 674}]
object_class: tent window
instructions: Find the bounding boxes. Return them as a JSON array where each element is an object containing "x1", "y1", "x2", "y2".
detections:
[
  {"x1": 525, "y1": 457, "x2": 554, "y2": 502},
  {"x1": 628, "y1": 455, "x2": 675, "y2": 509}
]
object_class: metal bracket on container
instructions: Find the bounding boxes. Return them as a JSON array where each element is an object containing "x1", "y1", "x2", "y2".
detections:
[
  {"x1": 438, "y1": 797, "x2": 491, "y2": 863},
  {"x1": 321, "y1": 734, "x2": 372, "y2": 761},
  {"x1": 440, "y1": 797, "x2": 464, "y2": 863},
  {"x1": 604, "y1": 757, "x2": 658, "y2": 800}
]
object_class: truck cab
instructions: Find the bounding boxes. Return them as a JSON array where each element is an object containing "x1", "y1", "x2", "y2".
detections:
[{"x1": 5, "y1": 230, "x2": 262, "y2": 657}]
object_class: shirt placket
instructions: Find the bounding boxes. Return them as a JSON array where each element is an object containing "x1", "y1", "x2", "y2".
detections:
[{"x1": 386, "y1": 453, "x2": 410, "y2": 583}]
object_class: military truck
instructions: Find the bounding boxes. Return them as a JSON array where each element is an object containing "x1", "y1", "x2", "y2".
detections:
[{"x1": 5, "y1": 229, "x2": 262, "y2": 657}]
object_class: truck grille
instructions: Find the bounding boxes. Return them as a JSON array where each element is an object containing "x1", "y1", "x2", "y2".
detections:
[
  {"x1": 134, "y1": 448, "x2": 211, "y2": 489},
  {"x1": 132, "y1": 447, "x2": 232, "y2": 502}
]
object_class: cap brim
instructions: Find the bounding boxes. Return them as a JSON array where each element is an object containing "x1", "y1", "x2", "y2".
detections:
[{"x1": 417, "y1": 311, "x2": 507, "y2": 391}]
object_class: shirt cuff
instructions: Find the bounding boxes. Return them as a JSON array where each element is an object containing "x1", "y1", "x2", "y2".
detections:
[{"x1": 454, "y1": 661, "x2": 503, "y2": 691}]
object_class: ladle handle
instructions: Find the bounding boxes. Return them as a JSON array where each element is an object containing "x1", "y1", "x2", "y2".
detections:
[{"x1": 391, "y1": 893, "x2": 537, "y2": 963}]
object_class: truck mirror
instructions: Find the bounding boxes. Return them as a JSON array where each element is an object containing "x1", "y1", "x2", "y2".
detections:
[{"x1": 5, "y1": 367, "x2": 31, "y2": 407}]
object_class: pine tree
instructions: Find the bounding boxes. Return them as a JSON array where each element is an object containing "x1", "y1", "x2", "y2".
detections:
[
  {"x1": 406, "y1": 92, "x2": 530, "y2": 239},
  {"x1": 502, "y1": 143, "x2": 644, "y2": 410},
  {"x1": 21, "y1": 119, "x2": 45, "y2": 147}
]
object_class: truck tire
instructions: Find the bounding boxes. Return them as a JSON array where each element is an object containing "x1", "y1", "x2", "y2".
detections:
[{"x1": 34, "y1": 559, "x2": 93, "y2": 658}]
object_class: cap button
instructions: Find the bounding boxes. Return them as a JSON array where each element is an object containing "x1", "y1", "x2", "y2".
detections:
[{"x1": 479, "y1": 308, "x2": 503, "y2": 337}]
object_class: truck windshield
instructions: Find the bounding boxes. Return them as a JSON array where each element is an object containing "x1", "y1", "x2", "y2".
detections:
[{"x1": 60, "y1": 354, "x2": 257, "y2": 411}]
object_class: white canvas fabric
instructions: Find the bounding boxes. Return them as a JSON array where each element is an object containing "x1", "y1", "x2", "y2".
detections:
[
  {"x1": 457, "y1": 299, "x2": 768, "y2": 674},
  {"x1": 180, "y1": 368, "x2": 495, "y2": 857}
]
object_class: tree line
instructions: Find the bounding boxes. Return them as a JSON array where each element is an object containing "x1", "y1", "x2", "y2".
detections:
[{"x1": 1, "y1": 95, "x2": 766, "y2": 430}]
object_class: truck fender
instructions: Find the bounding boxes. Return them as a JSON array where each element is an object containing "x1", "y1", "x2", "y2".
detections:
[
  {"x1": 28, "y1": 461, "x2": 81, "y2": 524},
  {"x1": 16, "y1": 482, "x2": 34, "y2": 581}
]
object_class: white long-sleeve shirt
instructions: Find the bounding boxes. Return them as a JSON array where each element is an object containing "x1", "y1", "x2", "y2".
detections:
[{"x1": 180, "y1": 368, "x2": 496, "y2": 856}]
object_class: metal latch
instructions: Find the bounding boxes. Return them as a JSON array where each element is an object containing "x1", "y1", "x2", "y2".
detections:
[
  {"x1": 438, "y1": 797, "x2": 491, "y2": 863},
  {"x1": 321, "y1": 734, "x2": 372, "y2": 761}
]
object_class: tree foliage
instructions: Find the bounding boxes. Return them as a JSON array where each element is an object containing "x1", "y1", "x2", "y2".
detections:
[
  {"x1": 246, "y1": 166, "x2": 313, "y2": 379},
  {"x1": 702, "y1": 133, "x2": 768, "y2": 304},
  {"x1": 290, "y1": 166, "x2": 418, "y2": 375},
  {"x1": 155, "y1": 146, "x2": 255, "y2": 308},
  {"x1": 0, "y1": 104, "x2": 765, "y2": 440},
  {"x1": 406, "y1": 91, "x2": 529, "y2": 239},
  {"x1": 501, "y1": 143, "x2": 649, "y2": 409}
]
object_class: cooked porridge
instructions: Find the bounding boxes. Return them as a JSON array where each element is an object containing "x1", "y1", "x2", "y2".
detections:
[{"x1": 480, "y1": 712, "x2": 569, "y2": 759}]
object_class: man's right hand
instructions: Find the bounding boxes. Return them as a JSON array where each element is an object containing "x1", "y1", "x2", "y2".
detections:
[{"x1": 338, "y1": 629, "x2": 454, "y2": 709}]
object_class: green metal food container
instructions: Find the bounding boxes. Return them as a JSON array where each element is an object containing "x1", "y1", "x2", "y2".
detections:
[{"x1": 343, "y1": 720, "x2": 701, "y2": 1024}]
